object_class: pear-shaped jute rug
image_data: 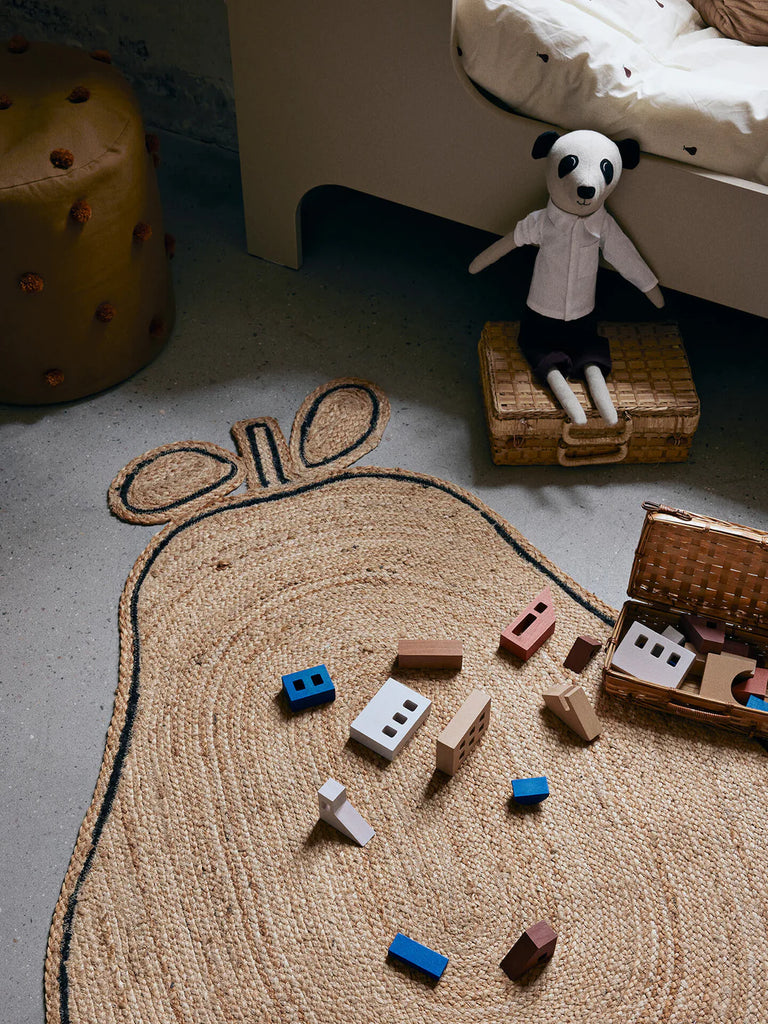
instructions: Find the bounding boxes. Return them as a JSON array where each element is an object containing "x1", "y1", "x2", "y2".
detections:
[{"x1": 46, "y1": 379, "x2": 768, "y2": 1024}]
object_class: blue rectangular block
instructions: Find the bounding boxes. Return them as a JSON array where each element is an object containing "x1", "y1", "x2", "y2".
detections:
[
  {"x1": 746, "y1": 694, "x2": 768, "y2": 712},
  {"x1": 388, "y1": 932, "x2": 448, "y2": 980},
  {"x1": 281, "y1": 664, "x2": 335, "y2": 711},
  {"x1": 512, "y1": 776, "x2": 549, "y2": 805}
]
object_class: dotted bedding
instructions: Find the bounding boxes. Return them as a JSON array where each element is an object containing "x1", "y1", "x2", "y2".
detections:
[{"x1": 455, "y1": 0, "x2": 768, "y2": 185}]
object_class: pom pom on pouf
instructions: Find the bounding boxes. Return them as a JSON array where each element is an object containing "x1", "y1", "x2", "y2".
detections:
[{"x1": 1, "y1": 40, "x2": 174, "y2": 404}]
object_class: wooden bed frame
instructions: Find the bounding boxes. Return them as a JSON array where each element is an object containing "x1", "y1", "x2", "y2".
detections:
[{"x1": 226, "y1": 0, "x2": 768, "y2": 319}]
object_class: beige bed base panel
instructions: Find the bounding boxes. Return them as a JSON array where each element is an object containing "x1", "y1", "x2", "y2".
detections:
[{"x1": 227, "y1": 0, "x2": 768, "y2": 319}]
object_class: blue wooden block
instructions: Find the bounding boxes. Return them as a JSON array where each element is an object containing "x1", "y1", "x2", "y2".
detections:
[
  {"x1": 512, "y1": 776, "x2": 549, "y2": 805},
  {"x1": 388, "y1": 933, "x2": 448, "y2": 980},
  {"x1": 746, "y1": 694, "x2": 768, "y2": 712},
  {"x1": 281, "y1": 664, "x2": 335, "y2": 711}
]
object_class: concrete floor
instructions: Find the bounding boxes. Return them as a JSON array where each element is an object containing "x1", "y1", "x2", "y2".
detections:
[{"x1": 2, "y1": 132, "x2": 768, "y2": 1024}]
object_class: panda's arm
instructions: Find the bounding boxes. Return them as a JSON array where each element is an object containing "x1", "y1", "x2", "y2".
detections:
[
  {"x1": 468, "y1": 209, "x2": 543, "y2": 274},
  {"x1": 601, "y1": 214, "x2": 660, "y2": 301}
]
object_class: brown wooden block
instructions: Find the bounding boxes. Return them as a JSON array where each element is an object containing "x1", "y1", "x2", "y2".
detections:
[
  {"x1": 732, "y1": 666, "x2": 768, "y2": 704},
  {"x1": 542, "y1": 682, "x2": 601, "y2": 742},
  {"x1": 699, "y1": 652, "x2": 757, "y2": 705},
  {"x1": 723, "y1": 638, "x2": 753, "y2": 658},
  {"x1": 500, "y1": 921, "x2": 558, "y2": 980},
  {"x1": 681, "y1": 615, "x2": 726, "y2": 654},
  {"x1": 435, "y1": 689, "x2": 491, "y2": 775},
  {"x1": 500, "y1": 587, "x2": 556, "y2": 661},
  {"x1": 398, "y1": 639, "x2": 463, "y2": 670},
  {"x1": 563, "y1": 634, "x2": 602, "y2": 673}
]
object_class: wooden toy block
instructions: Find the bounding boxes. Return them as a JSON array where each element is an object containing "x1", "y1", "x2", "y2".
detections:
[
  {"x1": 500, "y1": 921, "x2": 558, "y2": 980},
  {"x1": 612, "y1": 620, "x2": 696, "y2": 688},
  {"x1": 317, "y1": 778, "x2": 375, "y2": 846},
  {"x1": 435, "y1": 689, "x2": 491, "y2": 775},
  {"x1": 681, "y1": 614, "x2": 726, "y2": 654},
  {"x1": 563, "y1": 634, "x2": 602, "y2": 673},
  {"x1": 282, "y1": 663, "x2": 335, "y2": 711},
  {"x1": 398, "y1": 639, "x2": 463, "y2": 670},
  {"x1": 699, "y1": 651, "x2": 757, "y2": 705},
  {"x1": 732, "y1": 666, "x2": 768, "y2": 704},
  {"x1": 350, "y1": 677, "x2": 431, "y2": 760},
  {"x1": 511, "y1": 776, "x2": 549, "y2": 805},
  {"x1": 683, "y1": 642, "x2": 708, "y2": 676},
  {"x1": 500, "y1": 587, "x2": 556, "y2": 661},
  {"x1": 746, "y1": 694, "x2": 768, "y2": 712},
  {"x1": 542, "y1": 682, "x2": 601, "y2": 742},
  {"x1": 723, "y1": 638, "x2": 753, "y2": 658},
  {"x1": 661, "y1": 624, "x2": 685, "y2": 645},
  {"x1": 388, "y1": 933, "x2": 448, "y2": 981}
]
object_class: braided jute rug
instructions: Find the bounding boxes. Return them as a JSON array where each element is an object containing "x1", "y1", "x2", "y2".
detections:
[{"x1": 46, "y1": 379, "x2": 767, "y2": 1024}]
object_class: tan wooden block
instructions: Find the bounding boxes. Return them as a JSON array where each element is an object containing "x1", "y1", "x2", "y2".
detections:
[
  {"x1": 435, "y1": 689, "x2": 491, "y2": 775},
  {"x1": 542, "y1": 681, "x2": 602, "y2": 742},
  {"x1": 398, "y1": 639, "x2": 463, "y2": 670},
  {"x1": 699, "y1": 652, "x2": 757, "y2": 705}
]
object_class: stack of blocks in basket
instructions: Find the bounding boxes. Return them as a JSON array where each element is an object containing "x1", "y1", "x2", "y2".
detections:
[
  {"x1": 613, "y1": 615, "x2": 768, "y2": 710},
  {"x1": 350, "y1": 677, "x2": 432, "y2": 760}
]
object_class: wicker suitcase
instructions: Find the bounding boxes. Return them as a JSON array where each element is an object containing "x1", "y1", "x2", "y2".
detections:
[
  {"x1": 479, "y1": 321, "x2": 700, "y2": 466},
  {"x1": 603, "y1": 501, "x2": 768, "y2": 738}
]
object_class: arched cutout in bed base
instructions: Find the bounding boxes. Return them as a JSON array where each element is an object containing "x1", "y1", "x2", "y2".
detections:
[{"x1": 227, "y1": 0, "x2": 768, "y2": 319}]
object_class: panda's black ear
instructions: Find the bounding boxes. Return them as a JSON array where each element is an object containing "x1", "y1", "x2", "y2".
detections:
[
  {"x1": 616, "y1": 138, "x2": 641, "y2": 170},
  {"x1": 532, "y1": 131, "x2": 559, "y2": 159}
]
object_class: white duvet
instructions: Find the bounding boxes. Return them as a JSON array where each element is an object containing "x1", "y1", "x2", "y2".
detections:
[{"x1": 456, "y1": 0, "x2": 768, "y2": 185}]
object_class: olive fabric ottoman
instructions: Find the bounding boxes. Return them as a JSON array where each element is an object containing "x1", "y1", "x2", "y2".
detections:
[{"x1": 0, "y1": 37, "x2": 174, "y2": 404}]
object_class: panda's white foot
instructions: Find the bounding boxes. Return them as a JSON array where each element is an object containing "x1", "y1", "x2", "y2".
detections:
[
  {"x1": 546, "y1": 368, "x2": 587, "y2": 425},
  {"x1": 584, "y1": 363, "x2": 618, "y2": 425}
]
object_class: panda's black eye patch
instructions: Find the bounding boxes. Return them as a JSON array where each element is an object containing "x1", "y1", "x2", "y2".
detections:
[
  {"x1": 601, "y1": 159, "x2": 614, "y2": 184},
  {"x1": 558, "y1": 154, "x2": 579, "y2": 178}
]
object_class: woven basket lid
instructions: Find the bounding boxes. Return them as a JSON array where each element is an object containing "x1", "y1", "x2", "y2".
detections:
[{"x1": 629, "y1": 501, "x2": 768, "y2": 627}]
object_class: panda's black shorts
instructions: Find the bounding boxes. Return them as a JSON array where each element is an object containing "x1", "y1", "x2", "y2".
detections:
[{"x1": 518, "y1": 307, "x2": 612, "y2": 383}]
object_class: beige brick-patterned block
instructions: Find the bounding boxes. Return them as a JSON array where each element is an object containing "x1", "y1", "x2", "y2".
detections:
[{"x1": 435, "y1": 689, "x2": 491, "y2": 775}]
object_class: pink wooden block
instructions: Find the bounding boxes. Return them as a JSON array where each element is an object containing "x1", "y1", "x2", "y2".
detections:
[
  {"x1": 500, "y1": 587, "x2": 556, "y2": 661},
  {"x1": 681, "y1": 615, "x2": 725, "y2": 654},
  {"x1": 732, "y1": 666, "x2": 768, "y2": 705}
]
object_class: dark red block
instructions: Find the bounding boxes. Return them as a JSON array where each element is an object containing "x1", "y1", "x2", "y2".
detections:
[{"x1": 500, "y1": 921, "x2": 558, "y2": 980}]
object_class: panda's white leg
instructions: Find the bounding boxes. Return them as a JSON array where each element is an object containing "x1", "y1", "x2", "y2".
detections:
[
  {"x1": 583, "y1": 364, "x2": 618, "y2": 425},
  {"x1": 546, "y1": 369, "x2": 587, "y2": 425}
]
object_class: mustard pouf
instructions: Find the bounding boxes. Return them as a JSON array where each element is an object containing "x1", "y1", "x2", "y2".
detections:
[{"x1": 0, "y1": 37, "x2": 174, "y2": 404}]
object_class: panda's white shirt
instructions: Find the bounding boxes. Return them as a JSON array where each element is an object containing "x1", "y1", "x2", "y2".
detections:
[{"x1": 513, "y1": 199, "x2": 658, "y2": 321}]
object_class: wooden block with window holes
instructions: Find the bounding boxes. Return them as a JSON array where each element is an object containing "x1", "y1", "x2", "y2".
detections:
[
  {"x1": 398, "y1": 639, "x2": 463, "y2": 670},
  {"x1": 435, "y1": 689, "x2": 491, "y2": 775},
  {"x1": 681, "y1": 614, "x2": 726, "y2": 654},
  {"x1": 500, "y1": 587, "x2": 556, "y2": 661}
]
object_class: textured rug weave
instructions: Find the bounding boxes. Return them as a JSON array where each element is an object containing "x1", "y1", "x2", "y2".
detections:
[{"x1": 46, "y1": 379, "x2": 768, "y2": 1024}]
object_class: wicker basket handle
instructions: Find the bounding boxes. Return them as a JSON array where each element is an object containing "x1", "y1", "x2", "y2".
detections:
[
  {"x1": 557, "y1": 441, "x2": 629, "y2": 466},
  {"x1": 561, "y1": 411, "x2": 633, "y2": 447},
  {"x1": 665, "y1": 701, "x2": 732, "y2": 725}
]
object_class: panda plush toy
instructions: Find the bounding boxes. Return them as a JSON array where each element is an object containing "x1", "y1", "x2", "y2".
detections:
[{"x1": 470, "y1": 129, "x2": 664, "y2": 426}]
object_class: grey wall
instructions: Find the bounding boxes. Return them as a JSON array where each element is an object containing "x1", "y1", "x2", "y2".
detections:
[{"x1": 0, "y1": 0, "x2": 238, "y2": 149}]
